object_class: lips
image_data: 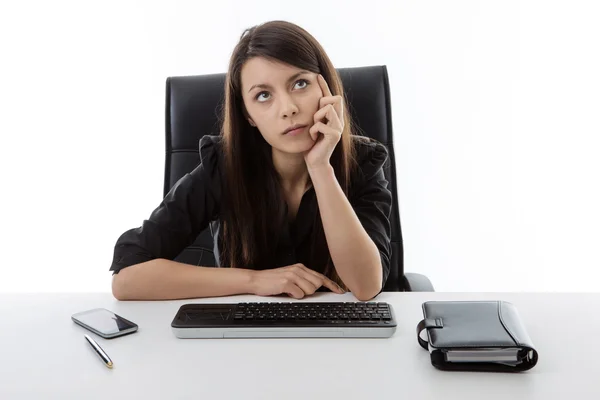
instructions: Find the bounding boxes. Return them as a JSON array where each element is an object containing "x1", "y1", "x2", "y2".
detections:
[{"x1": 283, "y1": 124, "x2": 308, "y2": 135}]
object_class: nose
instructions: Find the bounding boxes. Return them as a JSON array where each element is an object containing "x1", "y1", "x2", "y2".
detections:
[{"x1": 280, "y1": 95, "x2": 299, "y2": 118}]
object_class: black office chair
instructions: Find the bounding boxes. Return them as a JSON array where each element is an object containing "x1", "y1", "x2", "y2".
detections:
[{"x1": 164, "y1": 65, "x2": 434, "y2": 292}]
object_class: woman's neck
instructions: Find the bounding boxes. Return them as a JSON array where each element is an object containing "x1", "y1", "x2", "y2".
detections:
[{"x1": 272, "y1": 148, "x2": 311, "y2": 193}]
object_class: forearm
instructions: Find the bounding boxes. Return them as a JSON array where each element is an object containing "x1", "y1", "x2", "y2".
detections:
[
  {"x1": 112, "y1": 258, "x2": 254, "y2": 300},
  {"x1": 309, "y1": 165, "x2": 382, "y2": 300}
]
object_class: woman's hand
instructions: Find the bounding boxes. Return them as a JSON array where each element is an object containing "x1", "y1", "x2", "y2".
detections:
[
  {"x1": 249, "y1": 263, "x2": 345, "y2": 299},
  {"x1": 304, "y1": 74, "x2": 345, "y2": 171}
]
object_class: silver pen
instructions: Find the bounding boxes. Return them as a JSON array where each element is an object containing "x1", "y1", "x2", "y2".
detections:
[{"x1": 84, "y1": 334, "x2": 113, "y2": 369}]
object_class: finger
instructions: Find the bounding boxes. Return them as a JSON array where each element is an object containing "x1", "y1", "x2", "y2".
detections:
[
  {"x1": 313, "y1": 103, "x2": 337, "y2": 125},
  {"x1": 308, "y1": 122, "x2": 319, "y2": 141},
  {"x1": 291, "y1": 268, "x2": 326, "y2": 292},
  {"x1": 318, "y1": 95, "x2": 343, "y2": 122},
  {"x1": 320, "y1": 276, "x2": 345, "y2": 294},
  {"x1": 284, "y1": 282, "x2": 306, "y2": 299},
  {"x1": 324, "y1": 104, "x2": 342, "y2": 128},
  {"x1": 317, "y1": 74, "x2": 333, "y2": 98},
  {"x1": 296, "y1": 264, "x2": 345, "y2": 294},
  {"x1": 291, "y1": 264, "x2": 344, "y2": 293},
  {"x1": 293, "y1": 275, "x2": 319, "y2": 296},
  {"x1": 309, "y1": 121, "x2": 341, "y2": 139},
  {"x1": 312, "y1": 106, "x2": 340, "y2": 144},
  {"x1": 313, "y1": 105, "x2": 342, "y2": 130},
  {"x1": 286, "y1": 270, "x2": 319, "y2": 293}
]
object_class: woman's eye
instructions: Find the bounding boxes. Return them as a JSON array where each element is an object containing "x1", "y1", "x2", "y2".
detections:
[
  {"x1": 294, "y1": 79, "x2": 309, "y2": 89},
  {"x1": 255, "y1": 79, "x2": 310, "y2": 102},
  {"x1": 256, "y1": 92, "x2": 270, "y2": 102}
]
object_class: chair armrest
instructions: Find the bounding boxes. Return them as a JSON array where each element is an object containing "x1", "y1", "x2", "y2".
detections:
[{"x1": 403, "y1": 273, "x2": 434, "y2": 292}]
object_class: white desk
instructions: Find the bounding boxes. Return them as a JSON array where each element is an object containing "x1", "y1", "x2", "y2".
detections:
[{"x1": 0, "y1": 292, "x2": 597, "y2": 399}]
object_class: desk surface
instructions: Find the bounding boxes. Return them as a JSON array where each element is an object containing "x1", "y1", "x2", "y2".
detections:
[{"x1": 0, "y1": 292, "x2": 597, "y2": 399}]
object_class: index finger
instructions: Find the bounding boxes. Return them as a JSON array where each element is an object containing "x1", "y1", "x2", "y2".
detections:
[
  {"x1": 299, "y1": 264, "x2": 344, "y2": 293},
  {"x1": 317, "y1": 74, "x2": 332, "y2": 97}
]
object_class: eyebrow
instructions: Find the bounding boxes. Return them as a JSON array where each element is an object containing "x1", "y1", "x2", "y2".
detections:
[{"x1": 248, "y1": 71, "x2": 311, "y2": 93}]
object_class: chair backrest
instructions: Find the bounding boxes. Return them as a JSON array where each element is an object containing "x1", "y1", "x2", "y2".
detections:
[{"x1": 165, "y1": 65, "x2": 405, "y2": 291}]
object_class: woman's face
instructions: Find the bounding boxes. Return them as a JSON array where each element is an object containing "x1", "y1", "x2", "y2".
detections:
[{"x1": 240, "y1": 57, "x2": 323, "y2": 154}]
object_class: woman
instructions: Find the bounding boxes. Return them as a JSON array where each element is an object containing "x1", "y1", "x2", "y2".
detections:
[{"x1": 110, "y1": 20, "x2": 392, "y2": 301}]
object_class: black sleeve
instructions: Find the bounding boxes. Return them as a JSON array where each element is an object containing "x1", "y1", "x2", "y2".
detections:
[
  {"x1": 349, "y1": 139, "x2": 393, "y2": 292},
  {"x1": 109, "y1": 136, "x2": 222, "y2": 274}
]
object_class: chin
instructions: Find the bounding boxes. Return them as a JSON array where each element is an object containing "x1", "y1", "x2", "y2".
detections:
[
  {"x1": 271, "y1": 140, "x2": 313, "y2": 154},
  {"x1": 273, "y1": 138, "x2": 315, "y2": 155}
]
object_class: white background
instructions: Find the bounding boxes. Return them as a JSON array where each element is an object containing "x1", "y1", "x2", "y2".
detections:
[{"x1": 1, "y1": 0, "x2": 598, "y2": 293}]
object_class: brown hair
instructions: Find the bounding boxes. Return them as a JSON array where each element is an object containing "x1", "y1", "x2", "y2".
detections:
[{"x1": 219, "y1": 20, "x2": 359, "y2": 289}]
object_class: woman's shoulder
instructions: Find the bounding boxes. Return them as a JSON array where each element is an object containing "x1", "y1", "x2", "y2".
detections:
[
  {"x1": 350, "y1": 134, "x2": 390, "y2": 179},
  {"x1": 199, "y1": 134, "x2": 223, "y2": 160},
  {"x1": 185, "y1": 135, "x2": 225, "y2": 202},
  {"x1": 198, "y1": 134, "x2": 225, "y2": 173}
]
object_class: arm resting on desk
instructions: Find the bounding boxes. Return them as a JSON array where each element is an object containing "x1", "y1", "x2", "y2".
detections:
[
  {"x1": 403, "y1": 273, "x2": 435, "y2": 292},
  {"x1": 112, "y1": 259, "x2": 254, "y2": 300}
]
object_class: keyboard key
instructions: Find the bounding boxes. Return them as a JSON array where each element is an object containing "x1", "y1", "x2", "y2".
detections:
[{"x1": 220, "y1": 302, "x2": 394, "y2": 326}]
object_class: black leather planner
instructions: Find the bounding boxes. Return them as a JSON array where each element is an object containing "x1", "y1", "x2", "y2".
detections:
[{"x1": 416, "y1": 300, "x2": 539, "y2": 372}]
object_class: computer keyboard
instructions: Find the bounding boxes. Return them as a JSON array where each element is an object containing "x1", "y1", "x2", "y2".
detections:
[{"x1": 171, "y1": 302, "x2": 397, "y2": 338}]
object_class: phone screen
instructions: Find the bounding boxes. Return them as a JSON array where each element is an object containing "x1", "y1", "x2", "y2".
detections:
[{"x1": 72, "y1": 308, "x2": 137, "y2": 337}]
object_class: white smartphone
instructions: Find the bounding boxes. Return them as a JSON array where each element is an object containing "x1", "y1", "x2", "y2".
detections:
[{"x1": 71, "y1": 308, "x2": 138, "y2": 339}]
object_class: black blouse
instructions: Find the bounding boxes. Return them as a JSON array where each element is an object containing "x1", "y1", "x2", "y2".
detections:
[{"x1": 110, "y1": 135, "x2": 393, "y2": 289}]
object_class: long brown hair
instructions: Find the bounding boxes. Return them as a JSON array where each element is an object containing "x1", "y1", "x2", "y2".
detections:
[{"x1": 219, "y1": 20, "x2": 358, "y2": 289}]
